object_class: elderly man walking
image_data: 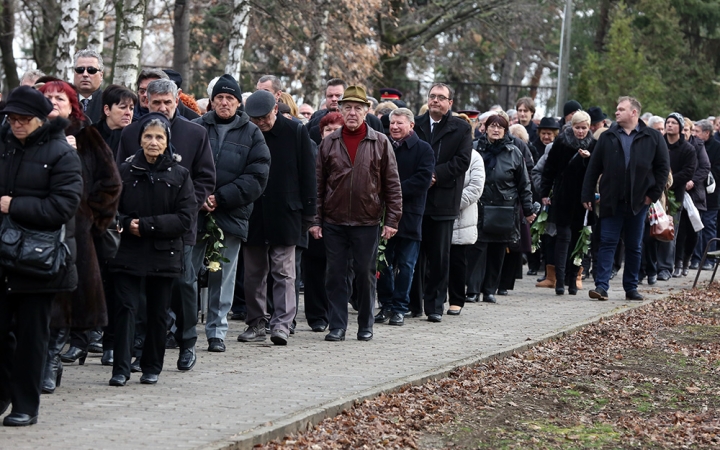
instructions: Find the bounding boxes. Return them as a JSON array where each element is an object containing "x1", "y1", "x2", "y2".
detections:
[{"x1": 310, "y1": 86, "x2": 402, "y2": 342}]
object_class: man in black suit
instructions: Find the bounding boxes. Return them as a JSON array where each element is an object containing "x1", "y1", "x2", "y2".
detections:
[
  {"x1": 410, "y1": 83, "x2": 472, "y2": 322},
  {"x1": 72, "y1": 49, "x2": 104, "y2": 124}
]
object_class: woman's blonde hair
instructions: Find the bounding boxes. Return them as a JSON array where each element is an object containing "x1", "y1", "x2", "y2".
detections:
[
  {"x1": 278, "y1": 92, "x2": 299, "y2": 118},
  {"x1": 571, "y1": 110, "x2": 591, "y2": 126}
]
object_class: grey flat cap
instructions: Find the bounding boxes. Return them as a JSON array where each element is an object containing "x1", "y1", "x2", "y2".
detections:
[{"x1": 245, "y1": 90, "x2": 276, "y2": 117}]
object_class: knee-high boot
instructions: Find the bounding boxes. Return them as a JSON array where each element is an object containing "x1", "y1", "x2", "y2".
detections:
[{"x1": 42, "y1": 328, "x2": 67, "y2": 394}]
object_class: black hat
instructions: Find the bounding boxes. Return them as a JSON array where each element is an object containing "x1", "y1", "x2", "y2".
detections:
[
  {"x1": 137, "y1": 112, "x2": 172, "y2": 146},
  {"x1": 587, "y1": 106, "x2": 607, "y2": 124},
  {"x1": 666, "y1": 112, "x2": 685, "y2": 129},
  {"x1": 563, "y1": 100, "x2": 583, "y2": 117},
  {"x1": 163, "y1": 69, "x2": 183, "y2": 89},
  {"x1": 211, "y1": 74, "x2": 242, "y2": 103},
  {"x1": 538, "y1": 117, "x2": 560, "y2": 130},
  {"x1": 0, "y1": 86, "x2": 53, "y2": 119},
  {"x1": 245, "y1": 90, "x2": 276, "y2": 118}
]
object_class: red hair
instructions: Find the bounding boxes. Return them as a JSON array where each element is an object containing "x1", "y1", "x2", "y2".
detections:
[
  {"x1": 319, "y1": 111, "x2": 344, "y2": 130},
  {"x1": 38, "y1": 80, "x2": 85, "y2": 122}
]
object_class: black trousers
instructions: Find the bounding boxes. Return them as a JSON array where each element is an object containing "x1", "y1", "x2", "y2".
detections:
[
  {"x1": 676, "y1": 209, "x2": 699, "y2": 267},
  {"x1": 323, "y1": 224, "x2": 377, "y2": 332},
  {"x1": 467, "y1": 241, "x2": 507, "y2": 295},
  {"x1": 0, "y1": 288, "x2": 53, "y2": 416},
  {"x1": 410, "y1": 218, "x2": 453, "y2": 316},
  {"x1": 113, "y1": 273, "x2": 173, "y2": 377},
  {"x1": 302, "y1": 237, "x2": 328, "y2": 327},
  {"x1": 448, "y1": 245, "x2": 468, "y2": 307},
  {"x1": 499, "y1": 250, "x2": 522, "y2": 291}
]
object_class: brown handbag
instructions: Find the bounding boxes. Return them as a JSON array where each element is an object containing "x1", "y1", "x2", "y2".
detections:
[{"x1": 649, "y1": 201, "x2": 675, "y2": 242}]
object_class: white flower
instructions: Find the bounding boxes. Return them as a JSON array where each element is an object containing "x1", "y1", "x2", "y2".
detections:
[
  {"x1": 573, "y1": 258, "x2": 583, "y2": 267},
  {"x1": 207, "y1": 261, "x2": 222, "y2": 272}
]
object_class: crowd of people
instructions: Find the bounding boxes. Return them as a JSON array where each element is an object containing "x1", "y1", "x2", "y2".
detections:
[{"x1": 0, "y1": 48, "x2": 717, "y2": 427}]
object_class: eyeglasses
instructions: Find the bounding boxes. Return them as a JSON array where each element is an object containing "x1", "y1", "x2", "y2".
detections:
[
  {"x1": 300, "y1": 112, "x2": 312, "y2": 117},
  {"x1": 74, "y1": 66, "x2": 100, "y2": 75},
  {"x1": 487, "y1": 123, "x2": 504, "y2": 130},
  {"x1": 428, "y1": 94, "x2": 450, "y2": 102},
  {"x1": 6, "y1": 115, "x2": 34, "y2": 125}
]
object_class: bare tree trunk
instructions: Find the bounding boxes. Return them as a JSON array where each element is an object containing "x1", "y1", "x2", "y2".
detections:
[
  {"x1": 224, "y1": 0, "x2": 250, "y2": 80},
  {"x1": 0, "y1": 0, "x2": 19, "y2": 89},
  {"x1": 113, "y1": 0, "x2": 146, "y2": 90},
  {"x1": 28, "y1": 1, "x2": 62, "y2": 74},
  {"x1": 172, "y1": 0, "x2": 191, "y2": 85},
  {"x1": 87, "y1": 0, "x2": 106, "y2": 54},
  {"x1": 305, "y1": 9, "x2": 329, "y2": 109},
  {"x1": 55, "y1": 0, "x2": 79, "y2": 80}
]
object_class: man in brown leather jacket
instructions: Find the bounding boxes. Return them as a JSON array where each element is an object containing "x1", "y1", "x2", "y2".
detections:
[{"x1": 309, "y1": 85, "x2": 402, "y2": 342}]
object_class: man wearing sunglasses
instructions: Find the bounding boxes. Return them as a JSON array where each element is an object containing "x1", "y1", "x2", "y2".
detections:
[{"x1": 72, "y1": 49, "x2": 104, "y2": 124}]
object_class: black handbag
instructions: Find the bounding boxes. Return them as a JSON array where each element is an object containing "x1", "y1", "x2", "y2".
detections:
[
  {"x1": 96, "y1": 216, "x2": 121, "y2": 261},
  {"x1": 0, "y1": 216, "x2": 68, "y2": 279},
  {"x1": 481, "y1": 205, "x2": 516, "y2": 234}
]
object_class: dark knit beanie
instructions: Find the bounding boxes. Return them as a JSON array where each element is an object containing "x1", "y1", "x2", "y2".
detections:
[
  {"x1": 211, "y1": 74, "x2": 242, "y2": 102},
  {"x1": 666, "y1": 112, "x2": 685, "y2": 129},
  {"x1": 563, "y1": 100, "x2": 583, "y2": 117}
]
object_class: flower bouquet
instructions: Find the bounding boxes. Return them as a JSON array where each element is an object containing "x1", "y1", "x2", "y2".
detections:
[
  {"x1": 530, "y1": 205, "x2": 549, "y2": 253},
  {"x1": 571, "y1": 210, "x2": 592, "y2": 266},
  {"x1": 203, "y1": 214, "x2": 229, "y2": 272}
]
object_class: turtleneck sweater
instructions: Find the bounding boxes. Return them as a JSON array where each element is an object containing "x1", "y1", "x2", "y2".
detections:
[{"x1": 342, "y1": 122, "x2": 367, "y2": 165}]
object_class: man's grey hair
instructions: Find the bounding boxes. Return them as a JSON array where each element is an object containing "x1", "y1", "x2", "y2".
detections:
[
  {"x1": 367, "y1": 96, "x2": 378, "y2": 109},
  {"x1": 73, "y1": 49, "x2": 104, "y2": 71},
  {"x1": 20, "y1": 69, "x2": 45, "y2": 84},
  {"x1": 696, "y1": 119, "x2": 714, "y2": 134},
  {"x1": 137, "y1": 68, "x2": 169, "y2": 86},
  {"x1": 640, "y1": 112, "x2": 653, "y2": 123},
  {"x1": 389, "y1": 107, "x2": 415, "y2": 124},
  {"x1": 647, "y1": 115, "x2": 664, "y2": 128},
  {"x1": 147, "y1": 79, "x2": 178, "y2": 100},
  {"x1": 257, "y1": 75, "x2": 282, "y2": 93}
]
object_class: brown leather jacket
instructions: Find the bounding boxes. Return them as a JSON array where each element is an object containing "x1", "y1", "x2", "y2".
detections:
[{"x1": 314, "y1": 126, "x2": 402, "y2": 228}]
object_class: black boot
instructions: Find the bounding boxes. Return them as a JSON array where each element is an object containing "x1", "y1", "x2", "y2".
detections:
[
  {"x1": 42, "y1": 328, "x2": 67, "y2": 394},
  {"x1": 555, "y1": 267, "x2": 565, "y2": 295},
  {"x1": 567, "y1": 266, "x2": 580, "y2": 295}
]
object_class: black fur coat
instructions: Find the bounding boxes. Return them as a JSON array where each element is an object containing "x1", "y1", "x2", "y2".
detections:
[{"x1": 51, "y1": 120, "x2": 122, "y2": 329}]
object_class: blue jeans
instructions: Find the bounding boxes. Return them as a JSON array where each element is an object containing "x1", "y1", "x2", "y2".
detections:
[
  {"x1": 377, "y1": 237, "x2": 421, "y2": 314},
  {"x1": 596, "y1": 203, "x2": 648, "y2": 292},
  {"x1": 693, "y1": 209, "x2": 718, "y2": 263}
]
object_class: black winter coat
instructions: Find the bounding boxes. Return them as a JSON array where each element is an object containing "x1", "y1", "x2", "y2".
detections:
[
  {"x1": 117, "y1": 113, "x2": 216, "y2": 245},
  {"x1": 308, "y1": 109, "x2": 384, "y2": 145},
  {"x1": 0, "y1": 120, "x2": 83, "y2": 293},
  {"x1": 81, "y1": 88, "x2": 104, "y2": 124},
  {"x1": 52, "y1": 121, "x2": 121, "y2": 329},
  {"x1": 415, "y1": 111, "x2": 473, "y2": 218},
  {"x1": 476, "y1": 135, "x2": 533, "y2": 243},
  {"x1": 667, "y1": 135, "x2": 697, "y2": 207},
  {"x1": 109, "y1": 150, "x2": 196, "y2": 277},
  {"x1": 245, "y1": 115, "x2": 316, "y2": 246},
  {"x1": 704, "y1": 137, "x2": 720, "y2": 210},
  {"x1": 582, "y1": 121, "x2": 670, "y2": 219},
  {"x1": 392, "y1": 132, "x2": 435, "y2": 240},
  {"x1": 540, "y1": 127, "x2": 596, "y2": 230},
  {"x1": 687, "y1": 135, "x2": 710, "y2": 211},
  {"x1": 192, "y1": 111, "x2": 270, "y2": 240}
]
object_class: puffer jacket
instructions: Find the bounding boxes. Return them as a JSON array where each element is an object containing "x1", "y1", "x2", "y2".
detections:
[
  {"x1": 452, "y1": 150, "x2": 485, "y2": 245},
  {"x1": 109, "y1": 150, "x2": 196, "y2": 277},
  {"x1": 0, "y1": 119, "x2": 83, "y2": 293},
  {"x1": 315, "y1": 125, "x2": 402, "y2": 229},
  {"x1": 192, "y1": 111, "x2": 270, "y2": 240}
]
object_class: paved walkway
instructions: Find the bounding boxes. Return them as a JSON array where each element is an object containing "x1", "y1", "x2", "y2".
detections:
[{"x1": 0, "y1": 268, "x2": 712, "y2": 449}]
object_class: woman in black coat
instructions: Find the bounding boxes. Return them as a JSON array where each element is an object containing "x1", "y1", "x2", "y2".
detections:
[
  {"x1": 540, "y1": 111, "x2": 596, "y2": 295},
  {"x1": 108, "y1": 113, "x2": 195, "y2": 386},
  {"x1": 0, "y1": 87, "x2": 83, "y2": 426},
  {"x1": 37, "y1": 79, "x2": 122, "y2": 393},
  {"x1": 471, "y1": 115, "x2": 535, "y2": 303}
]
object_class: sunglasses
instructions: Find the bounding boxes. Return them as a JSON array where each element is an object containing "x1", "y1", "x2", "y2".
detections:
[{"x1": 74, "y1": 66, "x2": 100, "y2": 75}]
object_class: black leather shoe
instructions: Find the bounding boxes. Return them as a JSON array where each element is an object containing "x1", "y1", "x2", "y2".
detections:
[
  {"x1": 207, "y1": 338, "x2": 226, "y2": 352},
  {"x1": 290, "y1": 322, "x2": 296, "y2": 335},
  {"x1": 497, "y1": 289, "x2": 509, "y2": 296},
  {"x1": 647, "y1": 275, "x2": 657, "y2": 285},
  {"x1": 689, "y1": 261, "x2": 700, "y2": 270},
  {"x1": 702, "y1": 262, "x2": 716, "y2": 271},
  {"x1": 41, "y1": 356, "x2": 63, "y2": 394},
  {"x1": 446, "y1": 307, "x2": 462, "y2": 316},
  {"x1": 465, "y1": 294, "x2": 479, "y2": 303},
  {"x1": 526, "y1": 269, "x2": 538, "y2": 276},
  {"x1": 657, "y1": 270, "x2": 671, "y2": 281},
  {"x1": 87, "y1": 330, "x2": 103, "y2": 353},
  {"x1": 427, "y1": 314, "x2": 442, "y2": 323},
  {"x1": 165, "y1": 333, "x2": 178, "y2": 349},
  {"x1": 140, "y1": 373, "x2": 159, "y2": 384},
  {"x1": 237, "y1": 324, "x2": 266, "y2": 342},
  {"x1": 625, "y1": 290, "x2": 644, "y2": 301},
  {"x1": 130, "y1": 357, "x2": 141, "y2": 373},
  {"x1": 555, "y1": 287, "x2": 565, "y2": 295},
  {"x1": 325, "y1": 329, "x2": 345, "y2": 341},
  {"x1": 270, "y1": 330, "x2": 289, "y2": 346},
  {"x1": 0, "y1": 399, "x2": 10, "y2": 416},
  {"x1": 229, "y1": 311, "x2": 246, "y2": 321},
  {"x1": 405, "y1": 311, "x2": 423, "y2": 318},
  {"x1": 681, "y1": 268, "x2": 689, "y2": 277},
  {"x1": 374, "y1": 310, "x2": 390, "y2": 323},
  {"x1": 357, "y1": 329, "x2": 373, "y2": 341},
  {"x1": 101, "y1": 350, "x2": 114, "y2": 366},
  {"x1": 388, "y1": 313, "x2": 405, "y2": 325},
  {"x1": 3, "y1": 413, "x2": 37, "y2": 426},
  {"x1": 60, "y1": 346, "x2": 87, "y2": 365},
  {"x1": 310, "y1": 322, "x2": 328, "y2": 332},
  {"x1": 482, "y1": 294, "x2": 497, "y2": 303},
  {"x1": 177, "y1": 347, "x2": 196, "y2": 371},
  {"x1": 672, "y1": 267, "x2": 682, "y2": 278},
  {"x1": 589, "y1": 287, "x2": 609, "y2": 301},
  {"x1": 109, "y1": 374, "x2": 128, "y2": 386}
]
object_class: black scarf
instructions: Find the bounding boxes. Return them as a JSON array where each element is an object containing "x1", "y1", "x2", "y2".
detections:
[
  {"x1": 481, "y1": 134, "x2": 510, "y2": 170},
  {"x1": 560, "y1": 125, "x2": 593, "y2": 150}
]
